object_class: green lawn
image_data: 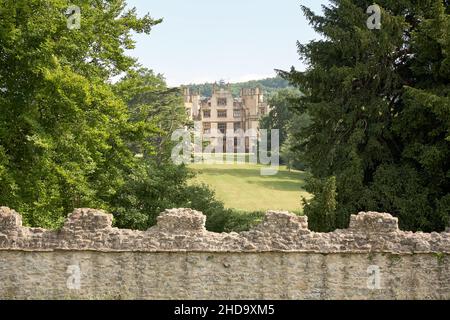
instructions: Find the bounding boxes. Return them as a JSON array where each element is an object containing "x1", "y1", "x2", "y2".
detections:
[{"x1": 189, "y1": 162, "x2": 311, "y2": 213}]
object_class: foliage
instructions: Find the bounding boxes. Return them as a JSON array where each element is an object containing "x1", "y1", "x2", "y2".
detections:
[
  {"x1": 260, "y1": 89, "x2": 302, "y2": 147},
  {"x1": 280, "y1": 0, "x2": 450, "y2": 232},
  {"x1": 185, "y1": 76, "x2": 291, "y2": 97},
  {"x1": 260, "y1": 89, "x2": 310, "y2": 170},
  {"x1": 207, "y1": 209, "x2": 265, "y2": 233},
  {"x1": 301, "y1": 176, "x2": 337, "y2": 232},
  {"x1": 0, "y1": 0, "x2": 161, "y2": 228}
]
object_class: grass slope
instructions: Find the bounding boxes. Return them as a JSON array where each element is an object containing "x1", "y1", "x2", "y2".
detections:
[{"x1": 189, "y1": 163, "x2": 311, "y2": 213}]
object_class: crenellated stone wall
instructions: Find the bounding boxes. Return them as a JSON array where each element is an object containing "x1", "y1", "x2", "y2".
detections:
[{"x1": 0, "y1": 207, "x2": 449, "y2": 300}]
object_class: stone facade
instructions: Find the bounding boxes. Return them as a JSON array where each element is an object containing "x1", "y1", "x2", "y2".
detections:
[
  {"x1": 0, "y1": 207, "x2": 449, "y2": 299},
  {"x1": 183, "y1": 84, "x2": 269, "y2": 153}
]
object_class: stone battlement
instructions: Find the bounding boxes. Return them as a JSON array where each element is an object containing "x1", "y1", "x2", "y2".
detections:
[
  {"x1": 1, "y1": 207, "x2": 449, "y2": 300},
  {"x1": 0, "y1": 207, "x2": 449, "y2": 254}
]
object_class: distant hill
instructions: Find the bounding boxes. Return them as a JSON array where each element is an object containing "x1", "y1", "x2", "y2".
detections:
[{"x1": 184, "y1": 76, "x2": 291, "y2": 98}]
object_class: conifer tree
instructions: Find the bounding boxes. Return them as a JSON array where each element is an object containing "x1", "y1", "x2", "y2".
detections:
[{"x1": 281, "y1": 0, "x2": 450, "y2": 231}]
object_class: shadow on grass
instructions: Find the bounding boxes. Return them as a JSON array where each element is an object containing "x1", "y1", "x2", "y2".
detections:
[{"x1": 246, "y1": 179, "x2": 306, "y2": 192}]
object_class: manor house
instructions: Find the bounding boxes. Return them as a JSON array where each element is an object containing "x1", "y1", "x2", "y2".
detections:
[{"x1": 183, "y1": 83, "x2": 270, "y2": 153}]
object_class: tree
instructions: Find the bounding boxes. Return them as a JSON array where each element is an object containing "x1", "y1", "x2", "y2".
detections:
[
  {"x1": 280, "y1": 0, "x2": 450, "y2": 232},
  {"x1": 113, "y1": 68, "x2": 188, "y2": 164},
  {"x1": 260, "y1": 89, "x2": 310, "y2": 170},
  {"x1": 109, "y1": 68, "x2": 194, "y2": 228},
  {"x1": 0, "y1": 0, "x2": 161, "y2": 228},
  {"x1": 260, "y1": 89, "x2": 302, "y2": 147},
  {"x1": 301, "y1": 176, "x2": 337, "y2": 232},
  {"x1": 280, "y1": 117, "x2": 309, "y2": 171}
]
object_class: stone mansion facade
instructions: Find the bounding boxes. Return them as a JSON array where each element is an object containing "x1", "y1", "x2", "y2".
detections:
[{"x1": 183, "y1": 83, "x2": 270, "y2": 153}]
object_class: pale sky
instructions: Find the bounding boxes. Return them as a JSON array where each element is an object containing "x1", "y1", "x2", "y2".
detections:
[{"x1": 125, "y1": 0, "x2": 328, "y2": 86}]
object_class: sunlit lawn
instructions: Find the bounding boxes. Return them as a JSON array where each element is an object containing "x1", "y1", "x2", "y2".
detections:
[{"x1": 189, "y1": 160, "x2": 311, "y2": 213}]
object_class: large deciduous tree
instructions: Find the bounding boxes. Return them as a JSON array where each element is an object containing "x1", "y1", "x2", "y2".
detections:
[
  {"x1": 0, "y1": 0, "x2": 160, "y2": 227},
  {"x1": 280, "y1": 0, "x2": 450, "y2": 232}
]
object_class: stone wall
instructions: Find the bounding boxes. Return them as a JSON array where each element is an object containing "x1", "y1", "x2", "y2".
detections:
[{"x1": 0, "y1": 207, "x2": 449, "y2": 300}]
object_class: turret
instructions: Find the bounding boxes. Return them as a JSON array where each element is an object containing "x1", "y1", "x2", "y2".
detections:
[
  {"x1": 241, "y1": 87, "x2": 264, "y2": 116},
  {"x1": 183, "y1": 87, "x2": 201, "y2": 118}
]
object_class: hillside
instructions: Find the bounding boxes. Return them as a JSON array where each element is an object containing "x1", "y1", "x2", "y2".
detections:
[{"x1": 184, "y1": 76, "x2": 291, "y2": 97}]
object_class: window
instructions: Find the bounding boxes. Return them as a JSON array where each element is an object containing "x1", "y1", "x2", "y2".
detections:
[
  {"x1": 203, "y1": 110, "x2": 211, "y2": 118},
  {"x1": 259, "y1": 107, "x2": 266, "y2": 115},
  {"x1": 217, "y1": 98, "x2": 227, "y2": 106},
  {"x1": 218, "y1": 123, "x2": 227, "y2": 134},
  {"x1": 203, "y1": 123, "x2": 211, "y2": 134},
  {"x1": 217, "y1": 110, "x2": 227, "y2": 118},
  {"x1": 233, "y1": 109, "x2": 241, "y2": 118},
  {"x1": 234, "y1": 122, "x2": 241, "y2": 133}
]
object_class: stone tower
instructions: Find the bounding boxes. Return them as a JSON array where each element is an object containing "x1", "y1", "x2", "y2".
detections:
[
  {"x1": 183, "y1": 87, "x2": 201, "y2": 118},
  {"x1": 241, "y1": 87, "x2": 264, "y2": 117},
  {"x1": 240, "y1": 87, "x2": 266, "y2": 132}
]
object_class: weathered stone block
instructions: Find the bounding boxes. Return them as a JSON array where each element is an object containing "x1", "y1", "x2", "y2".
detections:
[
  {"x1": 156, "y1": 208, "x2": 206, "y2": 232},
  {"x1": 253, "y1": 211, "x2": 309, "y2": 234},
  {"x1": 349, "y1": 212, "x2": 399, "y2": 233},
  {"x1": 62, "y1": 208, "x2": 113, "y2": 232},
  {"x1": 0, "y1": 207, "x2": 23, "y2": 233}
]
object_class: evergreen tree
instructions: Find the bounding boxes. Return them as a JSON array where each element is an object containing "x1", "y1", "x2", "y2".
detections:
[{"x1": 280, "y1": 0, "x2": 450, "y2": 231}]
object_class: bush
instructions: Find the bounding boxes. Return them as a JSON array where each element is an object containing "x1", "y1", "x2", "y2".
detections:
[
  {"x1": 183, "y1": 184, "x2": 265, "y2": 233},
  {"x1": 206, "y1": 209, "x2": 265, "y2": 233},
  {"x1": 303, "y1": 176, "x2": 338, "y2": 232}
]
